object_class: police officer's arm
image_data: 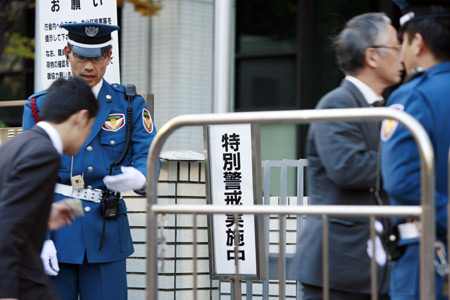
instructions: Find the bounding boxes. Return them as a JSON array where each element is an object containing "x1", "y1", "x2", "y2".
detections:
[
  {"x1": 314, "y1": 95, "x2": 377, "y2": 188},
  {"x1": 129, "y1": 95, "x2": 159, "y2": 191},
  {"x1": 381, "y1": 91, "x2": 448, "y2": 235}
]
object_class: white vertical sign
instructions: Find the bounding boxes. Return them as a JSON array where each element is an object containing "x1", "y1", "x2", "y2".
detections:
[
  {"x1": 208, "y1": 124, "x2": 258, "y2": 276},
  {"x1": 35, "y1": 0, "x2": 120, "y2": 91}
]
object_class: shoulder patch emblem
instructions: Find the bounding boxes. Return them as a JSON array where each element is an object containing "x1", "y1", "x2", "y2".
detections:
[
  {"x1": 142, "y1": 108, "x2": 154, "y2": 133},
  {"x1": 381, "y1": 104, "x2": 404, "y2": 142},
  {"x1": 103, "y1": 114, "x2": 125, "y2": 132}
]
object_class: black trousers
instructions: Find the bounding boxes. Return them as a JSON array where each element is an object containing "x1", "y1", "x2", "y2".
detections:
[{"x1": 19, "y1": 277, "x2": 60, "y2": 300}]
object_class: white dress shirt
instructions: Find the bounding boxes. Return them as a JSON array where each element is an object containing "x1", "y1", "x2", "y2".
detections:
[
  {"x1": 345, "y1": 75, "x2": 384, "y2": 106},
  {"x1": 37, "y1": 121, "x2": 63, "y2": 155}
]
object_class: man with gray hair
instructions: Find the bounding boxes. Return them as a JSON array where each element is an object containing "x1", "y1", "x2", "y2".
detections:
[{"x1": 292, "y1": 13, "x2": 403, "y2": 299}]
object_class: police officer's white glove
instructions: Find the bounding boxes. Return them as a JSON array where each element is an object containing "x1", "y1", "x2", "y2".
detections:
[
  {"x1": 366, "y1": 220, "x2": 387, "y2": 266},
  {"x1": 103, "y1": 166, "x2": 146, "y2": 193},
  {"x1": 41, "y1": 239, "x2": 59, "y2": 276}
]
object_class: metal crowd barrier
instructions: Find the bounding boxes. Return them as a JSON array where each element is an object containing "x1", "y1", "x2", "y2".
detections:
[
  {"x1": 0, "y1": 100, "x2": 27, "y2": 108},
  {"x1": 262, "y1": 159, "x2": 308, "y2": 299},
  {"x1": 146, "y1": 108, "x2": 435, "y2": 300}
]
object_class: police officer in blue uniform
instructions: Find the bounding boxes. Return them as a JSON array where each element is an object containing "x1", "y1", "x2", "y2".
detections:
[
  {"x1": 22, "y1": 23, "x2": 158, "y2": 300},
  {"x1": 381, "y1": 1, "x2": 450, "y2": 299}
]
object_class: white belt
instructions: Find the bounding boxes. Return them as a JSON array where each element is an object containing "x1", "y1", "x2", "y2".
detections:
[
  {"x1": 398, "y1": 221, "x2": 421, "y2": 240},
  {"x1": 54, "y1": 183, "x2": 102, "y2": 203}
]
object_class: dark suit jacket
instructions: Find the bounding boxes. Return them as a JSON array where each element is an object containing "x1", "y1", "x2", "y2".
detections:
[
  {"x1": 292, "y1": 79, "x2": 389, "y2": 294},
  {"x1": 0, "y1": 126, "x2": 60, "y2": 299}
]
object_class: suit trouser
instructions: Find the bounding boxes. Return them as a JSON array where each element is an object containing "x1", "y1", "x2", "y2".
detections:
[
  {"x1": 50, "y1": 258, "x2": 127, "y2": 300},
  {"x1": 19, "y1": 277, "x2": 60, "y2": 300}
]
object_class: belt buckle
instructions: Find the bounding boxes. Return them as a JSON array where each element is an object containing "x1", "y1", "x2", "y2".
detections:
[{"x1": 89, "y1": 189, "x2": 103, "y2": 203}]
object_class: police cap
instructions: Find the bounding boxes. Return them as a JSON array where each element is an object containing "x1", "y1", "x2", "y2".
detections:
[
  {"x1": 60, "y1": 23, "x2": 120, "y2": 57},
  {"x1": 393, "y1": 0, "x2": 450, "y2": 26}
]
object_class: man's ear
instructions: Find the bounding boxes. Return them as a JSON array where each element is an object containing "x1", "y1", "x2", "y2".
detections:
[
  {"x1": 413, "y1": 33, "x2": 425, "y2": 57},
  {"x1": 365, "y1": 47, "x2": 379, "y2": 69},
  {"x1": 106, "y1": 50, "x2": 113, "y2": 63},
  {"x1": 64, "y1": 46, "x2": 70, "y2": 57},
  {"x1": 73, "y1": 109, "x2": 90, "y2": 127}
]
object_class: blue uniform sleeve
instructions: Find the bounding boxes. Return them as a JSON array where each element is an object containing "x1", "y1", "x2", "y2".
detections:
[{"x1": 130, "y1": 95, "x2": 160, "y2": 194}]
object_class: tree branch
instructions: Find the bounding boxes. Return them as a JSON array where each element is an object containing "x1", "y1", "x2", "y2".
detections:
[{"x1": 0, "y1": 0, "x2": 34, "y2": 60}]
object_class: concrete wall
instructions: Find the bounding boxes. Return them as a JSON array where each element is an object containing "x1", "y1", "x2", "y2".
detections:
[{"x1": 121, "y1": 0, "x2": 215, "y2": 154}]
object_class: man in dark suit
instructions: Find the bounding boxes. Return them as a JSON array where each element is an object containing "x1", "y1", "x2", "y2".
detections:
[
  {"x1": 0, "y1": 77, "x2": 99, "y2": 300},
  {"x1": 292, "y1": 13, "x2": 404, "y2": 299}
]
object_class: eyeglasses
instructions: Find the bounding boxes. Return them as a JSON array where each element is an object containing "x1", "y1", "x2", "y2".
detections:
[
  {"x1": 71, "y1": 51, "x2": 109, "y2": 63},
  {"x1": 370, "y1": 45, "x2": 402, "y2": 53}
]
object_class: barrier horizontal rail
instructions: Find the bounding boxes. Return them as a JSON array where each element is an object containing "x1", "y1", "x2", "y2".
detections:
[
  {"x1": 146, "y1": 108, "x2": 435, "y2": 300},
  {"x1": 150, "y1": 204, "x2": 422, "y2": 217},
  {"x1": 0, "y1": 100, "x2": 27, "y2": 107}
]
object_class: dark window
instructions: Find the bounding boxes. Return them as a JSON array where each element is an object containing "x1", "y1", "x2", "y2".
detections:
[
  {"x1": 0, "y1": 3, "x2": 35, "y2": 127},
  {"x1": 235, "y1": 0, "x2": 399, "y2": 158},
  {"x1": 235, "y1": 0, "x2": 297, "y2": 111},
  {"x1": 237, "y1": 55, "x2": 295, "y2": 111}
]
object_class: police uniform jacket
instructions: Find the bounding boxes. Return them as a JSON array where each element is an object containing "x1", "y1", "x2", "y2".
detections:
[
  {"x1": 22, "y1": 79, "x2": 157, "y2": 264},
  {"x1": 292, "y1": 79, "x2": 389, "y2": 294},
  {"x1": 381, "y1": 62, "x2": 450, "y2": 238},
  {"x1": 381, "y1": 63, "x2": 450, "y2": 298}
]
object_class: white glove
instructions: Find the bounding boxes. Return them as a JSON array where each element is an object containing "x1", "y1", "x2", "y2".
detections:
[
  {"x1": 103, "y1": 166, "x2": 146, "y2": 193},
  {"x1": 41, "y1": 239, "x2": 59, "y2": 276},
  {"x1": 366, "y1": 220, "x2": 387, "y2": 266}
]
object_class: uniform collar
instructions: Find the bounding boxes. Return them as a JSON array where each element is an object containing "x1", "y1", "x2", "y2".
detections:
[
  {"x1": 37, "y1": 121, "x2": 63, "y2": 154},
  {"x1": 91, "y1": 79, "x2": 103, "y2": 99},
  {"x1": 345, "y1": 75, "x2": 384, "y2": 106},
  {"x1": 424, "y1": 61, "x2": 450, "y2": 77}
]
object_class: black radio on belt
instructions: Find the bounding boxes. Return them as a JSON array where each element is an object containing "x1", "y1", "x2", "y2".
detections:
[
  {"x1": 101, "y1": 190, "x2": 121, "y2": 219},
  {"x1": 98, "y1": 190, "x2": 121, "y2": 250}
]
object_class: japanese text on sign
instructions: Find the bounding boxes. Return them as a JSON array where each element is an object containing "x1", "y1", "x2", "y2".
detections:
[
  {"x1": 208, "y1": 124, "x2": 259, "y2": 277},
  {"x1": 222, "y1": 133, "x2": 246, "y2": 261},
  {"x1": 35, "y1": 0, "x2": 120, "y2": 91}
]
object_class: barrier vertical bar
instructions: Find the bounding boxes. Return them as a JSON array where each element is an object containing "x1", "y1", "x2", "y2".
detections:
[
  {"x1": 279, "y1": 213, "x2": 286, "y2": 299},
  {"x1": 233, "y1": 213, "x2": 241, "y2": 300},
  {"x1": 193, "y1": 213, "x2": 198, "y2": 300},
  {"x1": 279, "y1": 161, "x2": 288, "y2": 299},
  {"x1": 419, "y1": 133, "x2": 435, "y2": 300},
  {"x1": 262, "y1": 161, "x2": 270, "y2": 300},
  {"x1": 369, "y1": 216, "x2": 378, "y2": 300},
  {"x1": 297, "y1": 160, "x2": 307, "y2": 300},
  {"x1": 322, "y1": 214, "x2": 329, "y2": 300}
]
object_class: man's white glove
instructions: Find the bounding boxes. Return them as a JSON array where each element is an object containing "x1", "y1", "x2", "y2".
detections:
[
  {"x1": 103, "y1": 166, "x2": 146, "y2": 193},
  {"x1": 366, "y1": 220, "x2": 387, "y2": 266},
  {"x1": 41, "y1": 239, "x2": 59, "y2": 276}
]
